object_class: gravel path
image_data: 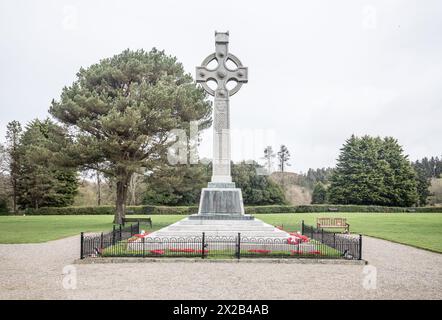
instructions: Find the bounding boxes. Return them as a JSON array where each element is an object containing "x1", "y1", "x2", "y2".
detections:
[{"x1": 0, "y1": 235, "x2": 441, "y2": 299}]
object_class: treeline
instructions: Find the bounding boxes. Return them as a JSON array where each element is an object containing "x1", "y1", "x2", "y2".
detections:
[
  {"x1": 143, "y1": 161, "x2": 285, "y2": 206},
  {"x1": 0, "y1": 119, "x2": 78, "y2": 213},
  {"x1": 310, "y1": 135, "x2": 441, "y2": 207},
  {"x1": 0, "y1": 121, "x2": 286, "y2": 212},
  {"x1": 1, "y1": 48, "x2": 439, "y2": 218}
]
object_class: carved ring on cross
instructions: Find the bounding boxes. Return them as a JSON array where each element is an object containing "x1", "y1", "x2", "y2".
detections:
[{"x1": 196, "y1": 53, "x2": 248, "y2": 97}]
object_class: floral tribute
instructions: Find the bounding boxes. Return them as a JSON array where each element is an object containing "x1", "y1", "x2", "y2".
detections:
[
  {"x1": 248, "y1": 249, "x2": 271, "y2": 254},
  {"x1": 169, "y1": 248, "x2": 196, "y2": 253},
  {"x1": 287, "y1": 232, "x2": 309, "y2": 245},
  {"x1": 150, "y1": 249, "x2": 165, "y2": 255},
  {"x1": 128, "y1": 230, "x2": 150, "y2": 242},
  {"x1": 290, "y1": 250, "x2": 321, "y2": 255}
]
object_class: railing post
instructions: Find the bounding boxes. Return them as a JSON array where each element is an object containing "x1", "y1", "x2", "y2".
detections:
[
  {"x1": 142, "y1": 237, "x2": 145, "y2": 258},
  {"x1": 100, "y1": 232, "x2": 104, "y2": 252},
  {"x1": 359, "y1": 234, "x2": 362, "y2": 260},
  {"x1": 237, "y1": 232, "x2": 241, "y2": 260},
  {"x1": 321, "y1": 228, "x2": 324, "y2": 243},
  {"x1": 137, "y1": 221, "x2": 140, "y2": 234},
  {"x1": 202, "y1": 232, "x2": 205, "y2": 259},
  {"x1": 112, "y1": 225, "x2": 116, "y2": 245},
  {"x1": 301, "y1": 220, "x2": 304, "y2": 235},
  {"x1": 333, "y1": 233, "x2": 336, "y2": 248},
  {"x1": 80, "y1": 232, "x2": 84, "y2": 259},
  {"x1": 119, "y1": 224, "x2": 122, "y2": 241}
]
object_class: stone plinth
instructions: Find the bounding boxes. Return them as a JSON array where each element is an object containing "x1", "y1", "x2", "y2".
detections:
[{"x1": 198, "y1": 187, "x2": 245, "y2": 217}]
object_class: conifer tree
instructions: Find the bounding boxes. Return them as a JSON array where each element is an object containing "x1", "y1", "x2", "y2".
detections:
[
  {"x1": 17, "y1": 119, "x2": 78, "y2": 209},
  {"x1": 311, "y1": 182, "x2": 327, "y2": 204},
  {"x1": 50, "y1": 49, "x2": 212, "y2": 223},
  {"x1": 277, "y1": 145, "x2": 290, "y2": 172},
  {"x1": 328, "y1": 135, "x2": 418, "y2": 206},
  {"x1": 5, "y1": 121, "x2": 22, "y2": 212}
]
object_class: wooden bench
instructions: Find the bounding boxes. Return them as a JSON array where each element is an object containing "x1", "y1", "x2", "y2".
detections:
[
  {"x1": 316, "y1": 217, "x2": 349, "y2": 233},
  {"x1": 122, "y1": 217, "x2": 152, "y2": 228}
]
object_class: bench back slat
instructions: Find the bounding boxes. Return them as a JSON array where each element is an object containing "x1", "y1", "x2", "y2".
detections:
[{"x1": 317, "y1": 217, "x2": 347, "y2": 226}]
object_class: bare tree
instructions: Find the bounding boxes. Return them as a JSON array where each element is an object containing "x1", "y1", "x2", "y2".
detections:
[{"x1": 263, "y1": 146, "x2": 276, "y2": 175}]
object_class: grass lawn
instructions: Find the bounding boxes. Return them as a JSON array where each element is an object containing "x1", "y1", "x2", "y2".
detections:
[
  {"x1": 0, "y1": 215, "x2": 183, "y2": 244},
  {"x1": 0, "y1": 213, "x2": 441, "y2": 253},
  {"x1": 258, "y1": 213, "x2": 442, "y2": 253}
]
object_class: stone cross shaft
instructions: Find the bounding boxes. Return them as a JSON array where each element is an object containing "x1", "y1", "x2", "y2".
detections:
[{"x1": 196, "y1": 31, "x2": 248, "y2": 183}]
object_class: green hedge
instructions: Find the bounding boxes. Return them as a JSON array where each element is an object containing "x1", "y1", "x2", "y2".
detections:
[
  {"x1": 23, "y1": 205, "x2": 199, "y2": 215},
  {"x1": 14, "y1": 204, "x2": 442, "y2": 215},
  {"x1": 245, "y1": 205, "x2": 442, "y2": 214}
]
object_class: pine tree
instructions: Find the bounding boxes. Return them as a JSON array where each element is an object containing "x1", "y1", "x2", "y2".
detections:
[
  {"x1": 328, "y1": 135, "x2": 418, "y2": 207},
  {"x1": 16, "y1": 119, "x2": 78, "y2": 209},
  {"x1": 380, "y1": 137, "x2": 418, "y2": 206},
  {"x1": 0, "y1": 144, "x2": 9, "y2": 212},
  {"x1": 50, "y1": 49, "x2": 212, "y2": 223},
  {"x1": 5, "y1": 121, "x2": 22, "y2": 212},
  {"x1": 311, "y1": 182, "x2": 327, "y2": 204},
  {"x1": 413, "y1": 160, "x2": 431, "y2": 206},
  {"x1": 277, "y1": 145, "x2": 290, "y2": 172}
]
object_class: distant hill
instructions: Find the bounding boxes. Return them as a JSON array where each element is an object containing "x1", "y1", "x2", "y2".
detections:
[
  {"x1": 429, "y1": 178, "x2": 442, "y2": 206},
  {"x1": 270, "y1": 172, "x2": 312, "y2": 205}
]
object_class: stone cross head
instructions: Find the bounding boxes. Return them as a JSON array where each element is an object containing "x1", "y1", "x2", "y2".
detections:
[{"x1": 196, "y1": 31, "x2": 248, "y2": 97}]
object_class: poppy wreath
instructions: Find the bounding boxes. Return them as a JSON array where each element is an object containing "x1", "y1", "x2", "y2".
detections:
[
  {"x1": 287, "y1": 237, "x2": 299, "y2": 245},
  {"x1": 290, "y1": 250, "x2": 321, "y2": 255},
  {"x1": 248, "y1": 249, "x2": 271, "y2": 254},
  {"x1": 150, "y1": 249, "x2": 165, "y2": 255},
  {"x1": 289, "y1": 232, "x2": 309, "y2": 242},
  {"x1": 169, "y1": 248, "x2": 195, "y2": 253}
]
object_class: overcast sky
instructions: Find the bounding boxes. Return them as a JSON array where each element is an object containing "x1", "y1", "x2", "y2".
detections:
[{"x1": 1, "y1": 0, "x2": 441, "y2": 173}]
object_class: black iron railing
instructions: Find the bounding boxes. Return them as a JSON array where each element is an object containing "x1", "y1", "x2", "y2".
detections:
[
  {"x1": 80, "y1": 222, "x2": 362, "y2": 260},
  {"x1": 301, "y1": 220, "x2": 362, "y2": 260},
  {"x1": 81, "y1": 222, "x2": 140, "y2": 259}
]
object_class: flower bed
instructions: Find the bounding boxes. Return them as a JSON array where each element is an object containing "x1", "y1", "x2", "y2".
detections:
[
  {"x1": 169, "y1": 248, "x2": 195, "y2": 253},
  {"x1": 150, "y1": 249, "x2": 165, "y2": 255},
  {"x1": 291, "y1": 250, "x2": 321, "y2": 255},
  {"x1": 248, "y1": 249, "x2": 271, "y2": 254}
]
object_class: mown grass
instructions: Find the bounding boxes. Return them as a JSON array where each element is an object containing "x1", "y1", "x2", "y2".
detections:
[
  {"x1": 0, "y1": 213, "x2": 441, "y2": 253},
  {"x1": 0, "y1": 215, "x2": 182, "y2": 244},
  {"x1": 258, "y1": 213, "x2": 442, "y2": 253}
]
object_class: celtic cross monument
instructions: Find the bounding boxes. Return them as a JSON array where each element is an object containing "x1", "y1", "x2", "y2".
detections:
[
  {"x1": 145, "y1": 31, "x2": 291, "y2": 239},
  {"x1": 194, "y1": 31, "x2": 251, "y2": 219}
]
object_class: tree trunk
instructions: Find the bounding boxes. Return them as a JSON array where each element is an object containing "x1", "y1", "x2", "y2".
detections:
[
  {"x1": 114, "y1": 172, "x2": 131, "y2": 224},
  {"x1": 13, "y1": 193, "x2": 16, "y2": 213},
  {"x1": 12, "y1": 178, "x2": 17, "y2": 213},
  {"x1": 96, "y1": 171, "x2": 101, "y2": 206},
  {"x1": 129, "y1": 173, "x2": 140, "y2": 205}
]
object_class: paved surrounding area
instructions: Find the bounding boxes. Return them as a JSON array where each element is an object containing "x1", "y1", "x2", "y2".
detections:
[{"x1": 0, "y1": 235, "x2": 441, "y2": 299}]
